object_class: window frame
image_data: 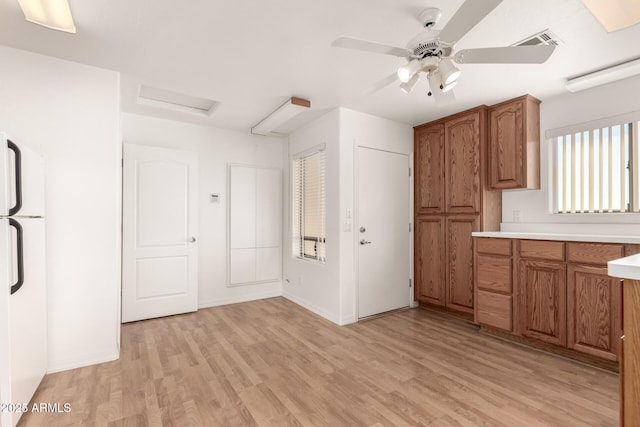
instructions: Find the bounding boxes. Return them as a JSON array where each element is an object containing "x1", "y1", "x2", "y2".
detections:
[
  {"x1": 291, "y1": 144, "x2": 327, "y2": 264},
  {"x1": 547, "y1": 111, "x2": 640, "y2": 215}
]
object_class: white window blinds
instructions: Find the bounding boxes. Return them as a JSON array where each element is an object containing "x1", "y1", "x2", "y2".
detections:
[
  {"x1": 292, "y1": 148, "x2": 326, "y2": 262},
  {"x1": 552, "y1": 119, "x2": 640, "y2": 213}
]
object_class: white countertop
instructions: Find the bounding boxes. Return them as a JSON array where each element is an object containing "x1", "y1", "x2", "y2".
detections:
[
  {"x1": 471, "y1": 231, "x2": 640, "y2": 244},
  {"x1": 608, "y1": 254, "x2": 640, "y2": 280}
]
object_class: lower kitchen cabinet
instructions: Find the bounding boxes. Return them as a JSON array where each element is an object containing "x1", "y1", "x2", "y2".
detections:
[
  {"x1": 567, "y1": 264, "x2": 621, "y2": 361},
  {"x1": 415, "y1": 215, "x2": 478, "y2": 315},
  {"x1": 447, "y1": 216, "x2": 478, "y2": 314},
  {"x1": 473, "y1": 237, "x2": 637, "y2": 366},
  {"x1": 518, "y1": 259, "x2": 567, "y2": 346},
  {"x1": 415, "y1": 216, "x2": 445, "y2": 306}
]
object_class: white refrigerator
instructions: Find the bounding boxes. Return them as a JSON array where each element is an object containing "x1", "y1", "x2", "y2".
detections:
[{"x1": 0, "y1": 132, "x2": 46, "y2": 427}]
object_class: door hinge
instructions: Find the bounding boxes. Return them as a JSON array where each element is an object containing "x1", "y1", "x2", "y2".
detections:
[
  {"x1": 409, "y1": 223, "x2": 412, "y2": 232},
  {"x1": 409, "y1": 167, "x2": 412, "y2": 177},
  {"x1": 409, "y1": 279, "x2": 412, "y2": 288}
]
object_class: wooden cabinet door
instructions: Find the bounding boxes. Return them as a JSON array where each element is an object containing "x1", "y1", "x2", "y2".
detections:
[
  {"x1": 415, "y1": 216, "x2": 446, "y2": 306},
  {"x1": 415, "y1": 124, "x2": 445, "y2": 214},
  {"x1": 567, "y1": 264, "x2": 621, "y2": 361},
  {"x1": 518, "y1": 259, "x2": 567, "y2": 346},
  {"x1": 446, "y1": 215, "x2": 479, "y2": 313},
  {"x1": 445, "y1": 111, "x2": 481, "y2": 213},
  {"x1": 489, "y1": 99, "x2": 523, "y2": 189}
]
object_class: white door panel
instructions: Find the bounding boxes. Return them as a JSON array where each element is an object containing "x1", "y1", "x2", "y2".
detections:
[
  {"x1": 122, "y1": 144, "x2": 198, "y2": 323},
  {"x1": 256, "y1": 247, "x2": 281, "y2": 281},
  {"x1": 0, "y1": 135, "x2": 45, "y2": 217},
  {"x1": 357, "y1": 147, "x2": 410, "y2": 318}
]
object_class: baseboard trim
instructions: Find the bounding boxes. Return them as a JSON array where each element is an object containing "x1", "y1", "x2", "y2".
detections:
[
  {"x1": 198, "y1": 290, "x2": 283, "y2": 309},
  {"x1": 282, "y1": 292, "x2": 341, "y2": 325},
  {"x1": 47, "y1": 349, "x2": 120, "y2": 374}
]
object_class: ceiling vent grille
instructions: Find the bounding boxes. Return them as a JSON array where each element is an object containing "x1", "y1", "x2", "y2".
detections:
[
  {"x1": 137, "y1": 85, "x2": 219, "y2": 117},
  {"x1": 513, "y1": 29, "x2": 561, "y2": 47}
]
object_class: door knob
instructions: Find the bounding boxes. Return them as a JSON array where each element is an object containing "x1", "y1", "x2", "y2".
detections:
[
  {"x1": 359, "y1": 227, "x2": 366, "y2": 233},
  {"x1": 189, "y1": 237, "x2": 197, "y2": 243},
  {"x1": 360, "y1": 239, "x2": 371, "y2": 245}
]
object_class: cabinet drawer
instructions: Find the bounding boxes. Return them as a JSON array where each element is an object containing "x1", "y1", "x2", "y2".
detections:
[
  {"x1": 477, "y1": 255, "x2": 511, "y2": 293},
  {"x1": 520, "y1": 240, "x2": 565, "y2": 261},
  {"x1": 476, "y1": 238, "x2": 511, "y2": 256},
  {"x1": 567, "y1": 243, "x2": 624, "y2": 265},
  {"x1": 477, "y1": 291, "x2": 512, "y2": 331}
]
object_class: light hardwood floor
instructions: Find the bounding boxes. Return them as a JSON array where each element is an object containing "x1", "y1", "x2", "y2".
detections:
[{"x1": 19, "y1": 297, "x2": 618, "y2": 426}]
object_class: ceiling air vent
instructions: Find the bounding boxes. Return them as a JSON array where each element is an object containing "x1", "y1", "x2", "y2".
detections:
[
  {"x1": 137, "y1": 85, "x2": 219, "y2": 117},
  {"x1": 513, "y1": 29, "x2": 561, "y2": 47}
]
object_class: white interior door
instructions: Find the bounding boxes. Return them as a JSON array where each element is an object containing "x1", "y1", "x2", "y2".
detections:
[
  {"x1": 357, "y1": 147, "x2": 410, "y2": 318},
  {"x1": 122, "y1": 144, "x2": 198, "y2": 323}
]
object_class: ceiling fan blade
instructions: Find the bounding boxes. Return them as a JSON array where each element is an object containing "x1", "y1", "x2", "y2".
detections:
[
  {"x1": 454, "y1": 45, "x2": 556, "y2": 64},
  {"x1": 438, "y1": 0, "x2": 503, "y2": 45},
  {"x1": 332, "y1": 37, "x2": 412, "y2": 58}
]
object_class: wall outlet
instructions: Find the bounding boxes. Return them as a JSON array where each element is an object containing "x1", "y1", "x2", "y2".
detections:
[{"x1": 513, "y1": 210, "x2": 521, "y2": 222}]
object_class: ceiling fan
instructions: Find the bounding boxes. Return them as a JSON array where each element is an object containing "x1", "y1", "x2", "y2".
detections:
[{"x1": 332, "y1": 0, "x2": 556, "y2": 102}]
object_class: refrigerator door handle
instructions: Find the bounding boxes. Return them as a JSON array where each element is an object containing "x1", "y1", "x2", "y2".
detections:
[
  {"x1": 7, "y1": 140, "x2": 23, "y2": 216},
  {"x1": 9, "y1": 218, "x2": 25, "y2": 295}
]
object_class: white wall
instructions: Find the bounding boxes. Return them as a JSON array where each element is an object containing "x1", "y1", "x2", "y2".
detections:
[
  {"x1": 338, "y1": 108, "x2": 413, "y2": 323},
  {"x1": 0, "y1": 46, "x2": 121, "y2": 372},
  {"x1": 283, "y1": 108, "x2": 412, "y2": 325},
  {"x1": 122, "y1": 113, "x2": 285, "y2": 308},
  {"x1": 502, "y1": 74, "x2": 640, "y2": 235},
  {"x1": 283, "y1": 109, "x2": 342, "y2": 323}
]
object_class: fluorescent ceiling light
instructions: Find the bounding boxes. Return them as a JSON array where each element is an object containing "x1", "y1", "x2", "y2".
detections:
[
  {"x1": 581, "y1": 0, "x2": 640, "y2": 32},
  {"x1": 17, "y1": 0, "x2": 76, "y2": 33},
  {"x1": 137, "y1": 85, "x2": 219, "y2": 117},
  {"x1": 251, "y1": 97, "x2": 311, "y2": 136},
  {"x1": 566, "y1": 58, "x2": 640, "y2": 92}
]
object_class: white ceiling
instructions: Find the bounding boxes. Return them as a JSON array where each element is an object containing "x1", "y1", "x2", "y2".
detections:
[{"x1": 1, "y1": 0, "x2": 639, "y2": 133}]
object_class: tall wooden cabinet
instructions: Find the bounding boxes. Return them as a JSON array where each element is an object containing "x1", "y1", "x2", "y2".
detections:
[{"x1": 414, "y1": 107, "x2": 501, "y2": 315}]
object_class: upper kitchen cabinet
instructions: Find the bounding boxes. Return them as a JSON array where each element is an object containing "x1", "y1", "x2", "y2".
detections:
[
  {"x1": 414, "y1": 123, "x2": 445, "y2": 214},
  {"x1": 488, "y1": 95, "x2": 541, "y2": 190},
  {"x1": 446, "y1": 109, "x2": 482, "y2": 213}
]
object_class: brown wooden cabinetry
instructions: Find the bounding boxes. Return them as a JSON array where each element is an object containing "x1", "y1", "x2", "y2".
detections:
[
  {"x1": 447, "y1": 216, "x2": 479, "y2": 314},
  {"x1": 621, "y1": 279, "x2": 640, "y2": 426},
  {"x1": 415, "y1": 216, "x2": 445, "y2": 306},
  {"x1": 445, "y1": 112, "x2": 481, "y2": 213},
  {"x1": 474, "y1": 237, "x2": 627, "y2": 366},
  {"x1": 414, "y1": 107, "x2": 501, "y2": 316},
  {"x1": 475, "y1": 238, "x2": 513, "y2": 331},
  {"x1": 567, "y1": 264, "x2": 621, "y2": 361},
  {"x1": 488, "y1": 95, "x2": 540, "y2": 190},
  {"x1": 518, "y1": 258, "x2": 567, "y2": 346},
  {"x1": 415, "y1": 123, "x2": 445, "y2": 214}
]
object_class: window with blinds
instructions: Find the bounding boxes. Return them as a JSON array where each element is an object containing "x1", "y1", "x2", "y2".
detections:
[
  {"x1": 552, "y1": 118, "x2": 640, "y2": 213},
  {"x1": 292, "y1": 148, "x2": 326, "y2": 262}
]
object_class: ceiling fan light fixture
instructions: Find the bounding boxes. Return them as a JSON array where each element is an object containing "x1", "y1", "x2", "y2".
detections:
[
  {"x1": 441, "y1": 79, "x2": 457, "y2": 93},
  {"x1": 399, "y1": 73, "x2": 420, "y2": 94},
  {"x1": 17, "y1": 0, "x2": 76, "y2": 33},
  {"x1": 397, "y1": 60, "x2": 421, "y2": 83},
  {"x1": 439, "y1": 58, "x2": 461, "y2": 85}
]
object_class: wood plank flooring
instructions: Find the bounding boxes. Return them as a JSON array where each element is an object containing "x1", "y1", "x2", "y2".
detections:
[{"x1": 19, "y1": 297, "x2": 619, "y2": 426}]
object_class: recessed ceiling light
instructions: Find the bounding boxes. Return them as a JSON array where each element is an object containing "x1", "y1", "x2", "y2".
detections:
[
  {"x1": 17, "y1": 0, "x2": 76, "y2": 33},
  {"x1": 137, "y1": 85, "x2": 219, "y2": 117}
]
